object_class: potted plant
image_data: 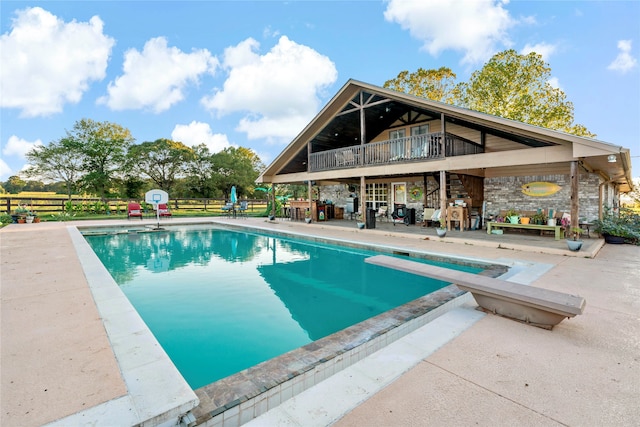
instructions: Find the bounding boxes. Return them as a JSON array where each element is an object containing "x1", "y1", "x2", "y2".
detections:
[
  {"x1": 592, "y1": 207, "x2": 639, "y2": 245},
  {"x1": 436, "y1": 217, "x2": 447, "y2": 237},
  {"x1": 566, "y1": 227, "x2": 584, "y2": 251},
  {"x1": 504, "y1": 208, "x2": 519, "y2": 224},
  {"x1": 304, "y1": 210, "x2": 312, "y2": 224},
  {"x1": 531, "y1": 211, "x2": 546, "y2": 225},
  {"x1": 14, "y1": 205, "x2": 30, "y2": 223}
]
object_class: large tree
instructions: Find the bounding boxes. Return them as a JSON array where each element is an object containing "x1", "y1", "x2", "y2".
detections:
[
  {"x1": 383, "y1": 66, "x2": 459, "y2": 103},
  {"x1": 127, "y1": 138, "x2": 194, "y2": 194},
  {"x1": 385, "y1": 50, "x2": 594, "y2": 137},
  {"x1": 24, "y1": 137, "x2": 84, "y2": 199},
  {"x1": 210, "y1": 147, "x2": 263, "y2": 199},
  {"x1": 457, "y1": 50, "x2": 595, "y2": 137},
  {"x1": 69, "y1": 118, "x2": 134, "y2": 199},
  {"x1": 184, "y1": 144, "x2": 217, "y2": 198}
]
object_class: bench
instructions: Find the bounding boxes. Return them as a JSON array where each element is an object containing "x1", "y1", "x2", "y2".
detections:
[
  {"x1": 365, "y1": 255, "x2": 585, "y2": 329},
  {"x1": 487, "y1": 221, "x2": 565, "y2": 240}
]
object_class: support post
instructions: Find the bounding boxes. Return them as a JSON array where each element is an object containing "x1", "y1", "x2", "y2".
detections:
[
  {"x1": 570, "y1": 161, "x2": 579, "y2": 233},
  {"x1": 440, "y1": 170, "x2": 447, "y2": 226}
]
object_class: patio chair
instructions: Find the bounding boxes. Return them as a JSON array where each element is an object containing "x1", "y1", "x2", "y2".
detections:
[
  {"x1": 375, "y1": 206, "x2": 388, "y2": 222},
  {"x1": 157, "y1": 203, "x2": 172, "y2": 218},
  {"x1": 422, "y1": 208, "x2": 435, "y2": 227},
  {"x1": 221, "y1": 202, "x2": 234, "y2": 218},
  {"x1": 391, "y1": 204, "x2": 406, "y2": 226},
  {"x1": 238, "y1": 201, "x2": 248, "y2": 218},
  {"x1": 127, "y1": 202, "x2": 143, "y2": 220}
]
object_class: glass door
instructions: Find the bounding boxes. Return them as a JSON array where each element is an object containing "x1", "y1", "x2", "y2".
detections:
[{"x1": 391, "y1": 182, "x2": 406, "y2": 208}]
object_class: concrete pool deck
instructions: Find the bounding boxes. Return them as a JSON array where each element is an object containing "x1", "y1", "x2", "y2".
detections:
[{"x1": 1, "y1": 217, "x2": 639, "y2": 426}]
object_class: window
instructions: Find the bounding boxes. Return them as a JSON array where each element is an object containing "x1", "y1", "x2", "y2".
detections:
[
  {"x1": 389, "y1": 129, "x2": 406, "y2": 159},
  {"x1": 389, "y1": 129, "x2": 406, "y2": 139},
  {"x1": 365, "y1": 183, "x2": 388, "y2": 210},
  {"x1": 411, "y1": 124, "x2": 430, "y2": 158},
  {"x1": 411, "y1": 124, "x2": 429, "y2": 135}
]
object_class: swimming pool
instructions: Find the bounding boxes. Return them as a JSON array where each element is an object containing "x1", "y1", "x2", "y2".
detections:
[{"x1": 83, "y1": 225, "x2": 484, "y2": 389}]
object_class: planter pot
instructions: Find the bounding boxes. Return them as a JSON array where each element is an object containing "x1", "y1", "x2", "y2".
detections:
[
  {"x1": 17, "y1": 218, "x2": 26, "y2": 224},
  {"x1": 520, "y1": 217, "x2": 530, "y2": 225},
  {"x1": 508, "y1": 216, "x2": 519, "y2": 224},
  {"x1": 566, "y1": 240, "x2": 583, "y2": 251},
  {"x1": 268, "y1": 215, "x2": 275, "y2": 221},
  {"x1": 436, "y1": 227, "x2": 447, "y2": 237},
  {"x1": 548, "y1": 219, "x2": 556, "y2": 226},
  {"x1": 603, "y1": 234, "x2": 624, "y2": 244},
  {"x1": 356, "y1": 222, "x2": 365, "y2": 229},
  {"x1": 305, "y1": 217, "x2": 312, "y2": 224},
  {"x1": 34, "y1": 217, "x2": 40, "y2": 223},
  {"x1": 26, "y1": 216, "x2": 34, "y2": 224}
]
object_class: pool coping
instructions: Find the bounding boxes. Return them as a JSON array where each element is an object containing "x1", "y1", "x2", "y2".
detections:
[{"x1": 46, "y1": 226, "x2": 199, "y2": 427}]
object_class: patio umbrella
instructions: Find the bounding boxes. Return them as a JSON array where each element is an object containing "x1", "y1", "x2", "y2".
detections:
[{"x1": 230, "y1": 186, "x2": 238, "y2": 204}]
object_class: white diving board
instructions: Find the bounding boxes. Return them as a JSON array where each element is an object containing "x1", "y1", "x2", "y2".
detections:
[{"x1": 365, "y1": 255, "x2": 586, "y2": 329}]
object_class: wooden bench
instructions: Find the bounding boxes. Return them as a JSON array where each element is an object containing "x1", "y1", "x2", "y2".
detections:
[
  {"x1": 365, "y1": 255, "x2": 585, "y2": 329},
  {"x1": 487, "y1": 221, "x2": 565, "y2": 240}
]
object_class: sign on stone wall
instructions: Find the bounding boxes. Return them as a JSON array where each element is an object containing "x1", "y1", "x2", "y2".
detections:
[{"x1": 522, "y1": 182, "x2": 561, "y2": 197}]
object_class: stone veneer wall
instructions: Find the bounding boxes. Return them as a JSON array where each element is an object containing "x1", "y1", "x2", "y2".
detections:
[
  {"x1": 484, "y1": 173, "x2": 601, "y2": 221},
  {"x1": 316, "y1": 172, "x2": 607, "y2": 222}
]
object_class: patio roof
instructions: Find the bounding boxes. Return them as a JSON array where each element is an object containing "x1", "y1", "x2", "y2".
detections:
[{"x1": 258, "y1": 79, "x2": 633, "y2": 192}]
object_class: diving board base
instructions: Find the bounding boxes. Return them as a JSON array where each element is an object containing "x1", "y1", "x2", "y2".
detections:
[
  {"x1": 365, "y1": 255, "x2": 585, "y2": 330},
  {"x1": 471, "y1": 293, "x2": 565, "y2": 330}
]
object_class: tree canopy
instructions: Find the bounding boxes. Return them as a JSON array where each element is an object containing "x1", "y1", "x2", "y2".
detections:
[
  {"x1": 384, "y1": 49, "x2": 595, "y2": 137},
  {"x1": 384, "y1": 66, "x2": 459, "y2": 103},
  {"x1": 25, "y1": 137, "x2": 84, "y2": 199},
  {"x1": 127, "y1": 138, "x2": 194, "y2": 193}
]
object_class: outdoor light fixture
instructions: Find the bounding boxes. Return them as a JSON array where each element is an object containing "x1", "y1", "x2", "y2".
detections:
[{"x1": 608, "y1": 154, "x2": 617, "y2": 163}]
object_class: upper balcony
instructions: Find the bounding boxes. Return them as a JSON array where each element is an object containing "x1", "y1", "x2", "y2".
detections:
[{"x1": 309, "y1": 132, "x2": 484, "y2": 172}]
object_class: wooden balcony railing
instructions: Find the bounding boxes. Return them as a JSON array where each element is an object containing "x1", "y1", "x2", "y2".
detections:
[{"x1": 309, "y1": 132, "x2": 483, "y2": 172}]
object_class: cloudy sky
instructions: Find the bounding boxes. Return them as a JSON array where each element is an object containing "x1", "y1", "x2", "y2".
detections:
[{"x1": 1, "y1": 0, "x2": 639, "y2": 181}]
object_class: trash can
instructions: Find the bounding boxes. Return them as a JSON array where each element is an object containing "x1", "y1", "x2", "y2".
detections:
[
  {"x1": 366, "y1": 208, "x2": 376, "y2": 229},
  {"x1": 405, "y1": 208, "x2": 416, "y2": 225}
]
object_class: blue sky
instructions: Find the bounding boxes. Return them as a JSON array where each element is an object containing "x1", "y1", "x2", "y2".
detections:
[{"x1": 1, "y1": 0, "x2": 639, "y2": 182}]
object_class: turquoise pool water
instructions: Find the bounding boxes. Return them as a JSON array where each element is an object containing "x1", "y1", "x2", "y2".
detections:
[{"x1": 84, "y1": 226, "x2": 481, "y2": 389}]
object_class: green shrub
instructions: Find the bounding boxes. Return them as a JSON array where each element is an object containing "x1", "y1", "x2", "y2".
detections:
[{"x1": 593, "y1": 206, "x2": 640, "y2": 245}]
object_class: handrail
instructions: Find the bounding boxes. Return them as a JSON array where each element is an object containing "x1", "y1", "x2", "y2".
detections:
[{"x1": 309, "y1": 132, "x2": 483, "y2": 172}]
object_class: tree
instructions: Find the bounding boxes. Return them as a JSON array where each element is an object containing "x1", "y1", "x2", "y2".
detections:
[
  {"x1": 3, "y1": 175, "x2": 26, "y2": 194},
  {"x1": 127, "y1": 138, "x2": 194, "y2": 193},
  {"x1": 24, "y1": 138, "x2": 84, "y2": 199},
  {"x1": 457, "y1": 50, "x2": 595, "y2": 137},
  {"x1": 384, "y1": 67, "x2": 459, "y2": 103},
  {"x1": 210, "y1": 147, "x2": 263, "y2": 199},
  {"x1": 69, "y1": 118, "x2": 134, "y2": 199},
  {"x1": 185, "y1": 144, "x2": 217, "y2": 198}
]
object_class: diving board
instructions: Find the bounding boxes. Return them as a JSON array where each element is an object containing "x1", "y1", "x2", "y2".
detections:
[{"x1": 365, "y1": 255, "x2": 585, "y2": 329}]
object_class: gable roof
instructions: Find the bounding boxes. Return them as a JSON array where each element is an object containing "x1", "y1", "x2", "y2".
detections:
[{"x1": 259, "y1": 79, "x2": 633, "y2": 192}]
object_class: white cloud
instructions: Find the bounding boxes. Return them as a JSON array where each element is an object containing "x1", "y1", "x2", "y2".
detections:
[
  {"x1": 0, "y1": 7, "x2": 114, "y2": 117},
  {"x1": 0, "y1": 158, "x2": 12, "y2": 180},
  {"x1": 521, "y1": 42, "x2": 557, "y2": 61},
  {"x1": 607, "y1": 40, "x2": 637, "y2": 73},
  {"x1": 384, "y1": 0, "x2": 516, "y2": 64},
  {"x1": 98, "y1": 37, "x2": 218, "y2": 113},
  {"x1": 201, "y1": 35, "x2": 338, "y2": 144},
  {"x1": 171, "y1": 121, "x2": 233, "y2": 153},
  {"x1": 2, "y1": 135, "x2": 43, "y2": 158}
]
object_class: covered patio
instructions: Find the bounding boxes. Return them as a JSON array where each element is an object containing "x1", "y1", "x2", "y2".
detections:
[{"x1": 258, "y1": 79, "x2": 633, "y2": 236}]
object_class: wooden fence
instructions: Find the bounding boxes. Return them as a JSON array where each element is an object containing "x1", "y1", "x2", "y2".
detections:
[{"x1": 1, "y1": 196, "x2": 269, "y2": 216}]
